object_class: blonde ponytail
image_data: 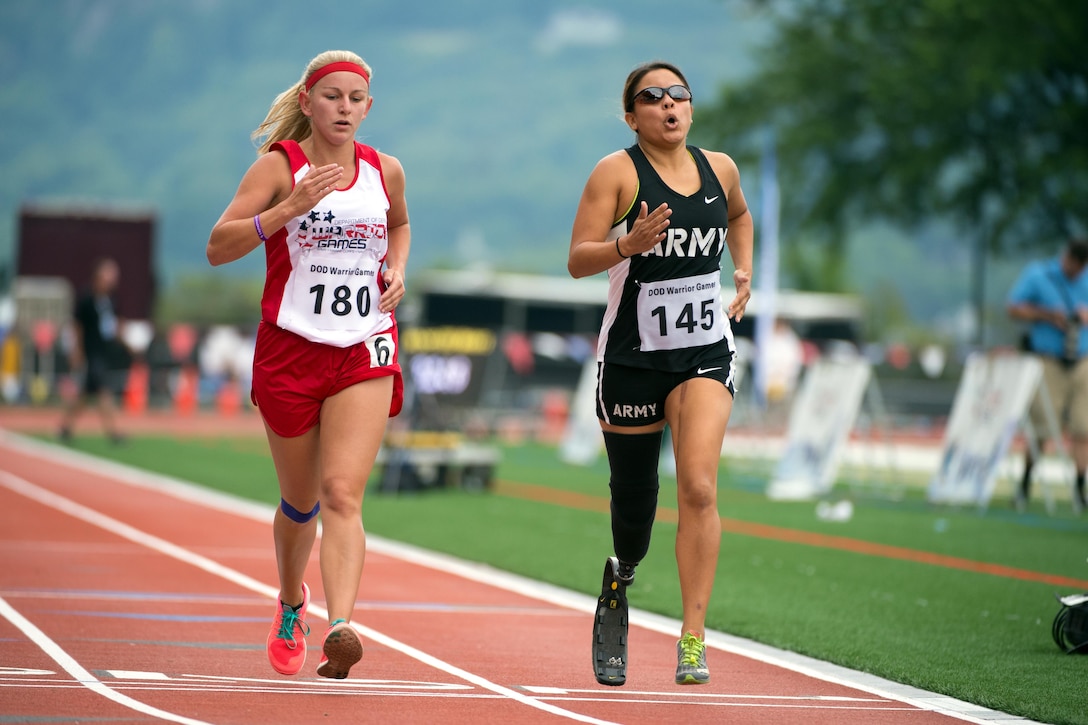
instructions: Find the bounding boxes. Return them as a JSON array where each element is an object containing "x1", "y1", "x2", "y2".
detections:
[{"x1": 251, "y1": 50, "x2": 372, "y2": 155}]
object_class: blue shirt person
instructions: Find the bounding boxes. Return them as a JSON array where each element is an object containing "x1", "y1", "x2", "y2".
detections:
[
  {"x1": 1008, "y1": 243, "x2": 1088, "y2": 360},
  {"x1": 1006, "y1": 239, "x2": 1088, "y2": 512}
]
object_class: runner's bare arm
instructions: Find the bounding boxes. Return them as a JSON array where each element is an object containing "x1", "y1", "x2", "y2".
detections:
[
  {"x1": 207, "y1": 152, "x2": 345, "y2": 266},
  {"x1": 379, "y1": 152, "x2": 410, "y2": 313},
  {"x1": 707, "y1": 151, "x2": 753, "y2": 322},
  {"x1": 568, "y1": 153, "x2": 670, "y2": 279}
]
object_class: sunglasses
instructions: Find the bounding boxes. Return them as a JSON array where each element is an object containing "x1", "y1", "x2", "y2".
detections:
[{"x1": 633, "y1": 85, "x2": 693, "y2": 105}]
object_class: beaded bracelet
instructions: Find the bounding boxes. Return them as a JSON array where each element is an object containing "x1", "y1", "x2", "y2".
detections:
[
  {"x1": 254, "y1": 214, "x2": 268, "y2": 242},
  {"x1": 615, "y1": 236, "x2": 629, "y2": 259}
]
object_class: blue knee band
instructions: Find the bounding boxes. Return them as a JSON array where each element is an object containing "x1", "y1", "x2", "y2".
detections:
[{"x1": 280, "y1": 498, "x2": 320, "y2": 524}]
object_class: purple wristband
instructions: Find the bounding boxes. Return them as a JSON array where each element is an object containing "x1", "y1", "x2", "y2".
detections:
[{"x1": 254, "y1": 214, "x2": 268, "y2": 242}]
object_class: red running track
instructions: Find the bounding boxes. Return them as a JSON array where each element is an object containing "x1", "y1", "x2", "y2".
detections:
[{"x1": 0, "y1": 431, "x2": 1019, "y2": 724}]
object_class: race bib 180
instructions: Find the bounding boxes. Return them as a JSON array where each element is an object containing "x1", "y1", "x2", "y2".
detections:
[{"x1": 292, "y1": 250, "x2": 381, "y2": 333}]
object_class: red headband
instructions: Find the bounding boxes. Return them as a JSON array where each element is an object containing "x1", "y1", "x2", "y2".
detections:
[{"x1": 305, "y1": 61, "x2": 370, "y2": 91}]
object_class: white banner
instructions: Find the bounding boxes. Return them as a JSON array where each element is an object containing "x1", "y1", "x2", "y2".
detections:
[
  {"x1": 767, "y1": 357, "x2": 871, "y2": 500},
  {"x1": 560, "y1": 358, "x2": 602, "y2": 465},
  {"x1": 927, "y1": 353, "x2": 1042, "y2": 507}
]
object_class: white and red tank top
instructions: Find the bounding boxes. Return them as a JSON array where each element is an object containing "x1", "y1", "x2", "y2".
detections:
[{"x1": 260, "y1": 140, "x2": 393, "y2": 347}]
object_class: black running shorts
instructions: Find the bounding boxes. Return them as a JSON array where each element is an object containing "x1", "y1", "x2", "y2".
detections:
[{"x1": 595, "y1": 353, "x2": 735, "y2": 427}]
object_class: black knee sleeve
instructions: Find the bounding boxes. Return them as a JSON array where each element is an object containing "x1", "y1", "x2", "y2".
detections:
[{"x1": 603, "y1": 430, "x2": 663, "y2": 565}]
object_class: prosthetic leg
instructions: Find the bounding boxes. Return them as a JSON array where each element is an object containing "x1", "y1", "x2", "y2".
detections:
[
  {"x1": 591, "y1": 430, "x2": 662, "y2": 686},
  {"x1": 592, "y1": 556, "x2": 629, "y2": 686}
]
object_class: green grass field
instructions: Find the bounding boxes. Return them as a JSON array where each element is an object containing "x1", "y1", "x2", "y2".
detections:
[{"x1": 53, "y1": 433, "x2": 1088, "y2": 725}]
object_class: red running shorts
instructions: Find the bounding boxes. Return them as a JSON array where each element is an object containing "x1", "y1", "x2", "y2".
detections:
[{"x1": 251, "y1": 320, "x2": 404, "y2": 438}]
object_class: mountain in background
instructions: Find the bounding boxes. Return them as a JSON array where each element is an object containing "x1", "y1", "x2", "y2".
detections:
[
  {"x1": 1, "y1": 0, "x2": 766, "y2": 281},
  {"x1": 0, "y1": 0, "x2": 1027, "y2": 344}
]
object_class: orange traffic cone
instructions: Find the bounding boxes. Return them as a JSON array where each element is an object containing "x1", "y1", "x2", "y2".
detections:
[
  {"x1": 216, "y1": 377, "x2": 241, "y2": 416},
  {"x1": 174, "y1": 365, "x2": 198, "y2": 416},
  {"x1": 124, "y1": 361, "x2": 149, "y2": 415}
]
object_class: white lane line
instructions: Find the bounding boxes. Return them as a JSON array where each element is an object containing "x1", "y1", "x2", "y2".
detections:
[
  {"x1": 0, "y1": 679, "x2": 505, "y2": 699},
  {"x1": 108, "y1": 670, "x2": 171, "y2": 680},
  {"x1": 516, "y1": 685, "x2": 928, "y2": 713},
  {"x1": 0, "y1": 595, "x2": 211, "y2": 725},
  {"x1": 0, "y1": 468, "x2": 618, "y2": 725},
  {"x1": 176, "y1": 673, "x2": 474, "y2": 690},
  {"x1": 522, "y1": 685, "x2": 886, "y2": 701},
  {"x1": 542, "y1": 698, "x2": 923, "y2": 712}
]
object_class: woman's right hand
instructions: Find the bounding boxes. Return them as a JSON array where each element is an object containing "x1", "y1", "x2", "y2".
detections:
[
  {"x1": 620, "y1": 201, "x2": 672, "y2": 257},
  {"x1": 282, "y1": 163, "x2": 344, "y2": 217}
]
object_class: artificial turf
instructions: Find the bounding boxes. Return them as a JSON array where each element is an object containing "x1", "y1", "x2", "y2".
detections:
[{"x1": 48, "y1": 433, "x2": 1088, "y2": 725}]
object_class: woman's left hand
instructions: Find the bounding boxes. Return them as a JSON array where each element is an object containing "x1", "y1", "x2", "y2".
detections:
[
  {"x1": 727, "y1": 268, "x2": 752, "y2": 322},
  {"x1": 379, "y1": 268, "x2": 405, "y2": 313}
]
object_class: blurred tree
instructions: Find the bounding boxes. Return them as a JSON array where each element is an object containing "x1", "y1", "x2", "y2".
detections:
[
  {"x1": 154, "y1": 274, "x2": 263, "y2": 328},
  {"x1": 698, "y1": 0, "x2": 1088, "y2": 328}
]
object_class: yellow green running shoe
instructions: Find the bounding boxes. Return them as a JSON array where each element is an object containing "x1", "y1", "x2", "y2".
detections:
[{"x1": 675, "y1": 631, "x2": 709, "y2": 685}]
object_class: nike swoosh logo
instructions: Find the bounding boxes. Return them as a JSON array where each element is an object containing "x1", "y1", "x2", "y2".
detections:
[
  {"x1": 704, "y1": 196, "x2": 719, "y2": 204},
  {"x1": 696, "y1": 366, "x2": 722, "y2": 375}
]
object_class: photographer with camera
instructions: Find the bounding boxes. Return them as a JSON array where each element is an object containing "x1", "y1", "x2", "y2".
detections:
[{"x1": 1007, "y1": 238, "x2": 1088, "y2": 512}]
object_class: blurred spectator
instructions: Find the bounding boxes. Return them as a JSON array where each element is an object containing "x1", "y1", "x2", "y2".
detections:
[
  {"x1": 0, "y1": 333, "x2": 19, "y2": 403},
  {"x1": 1006, "y1": 238, "x2": 1088, "y2": 511},
  {"x1": 765, "y1": 318, "x2": 804, "y2": 404},
  {"x1": 57, "y1": 258, "x2": 126, "y2": 443}
]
